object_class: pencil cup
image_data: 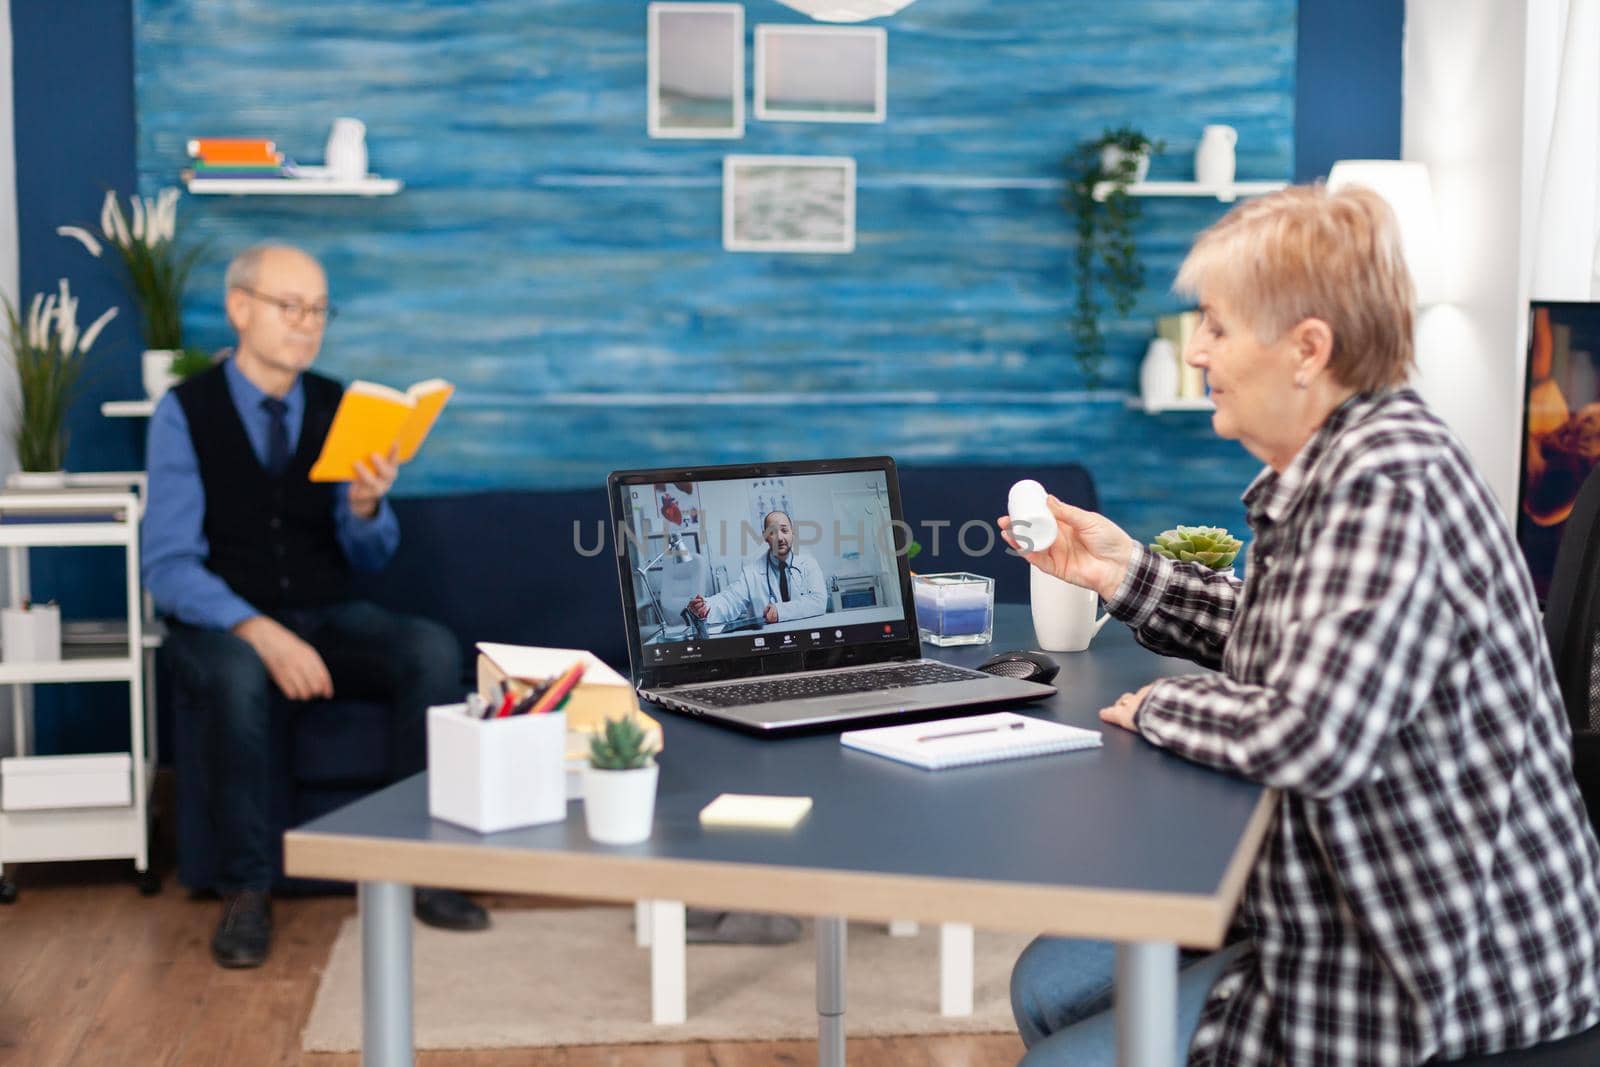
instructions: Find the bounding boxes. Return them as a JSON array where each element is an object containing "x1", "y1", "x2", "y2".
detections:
[{"x1": 427, "y1": 705, "x2": 567, "y2": 833}]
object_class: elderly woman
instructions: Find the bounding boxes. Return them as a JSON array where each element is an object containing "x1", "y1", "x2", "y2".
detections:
[{"x1": 1003, "y1": 185, "x2": 1600, "y2": 1065}]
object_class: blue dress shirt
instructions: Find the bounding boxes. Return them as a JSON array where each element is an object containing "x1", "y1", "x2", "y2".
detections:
[{"x1": 141, "y1": 358, "x2": 399, "y2": 631}]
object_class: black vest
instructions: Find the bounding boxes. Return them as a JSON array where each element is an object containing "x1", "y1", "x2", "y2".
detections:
[{"x1": 174, "y1": 363, "x2": 351, "y2": 613}]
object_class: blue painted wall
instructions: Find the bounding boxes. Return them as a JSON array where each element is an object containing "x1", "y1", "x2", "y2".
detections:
[
  {"x1": 13, "y1": 0, "x2": 1403, "y2": 754},
  {"x1": 132, "y1": 0, "x2": 1294, "y2": 547},
  {"x1": 11, "y1": 0, "x2": 143, "y2": 756},
  {"x1": 1294, "y1": 0, "x2": 1403, "y2": 181}
]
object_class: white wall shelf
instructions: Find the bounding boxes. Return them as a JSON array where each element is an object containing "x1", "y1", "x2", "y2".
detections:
[
  {"x1": 101, "y1": 400, "x2": 155, "y2": 418},
  {"x1": 1092, "y1": 180, "x2": 1289, "y2": 203},
  {"x1": 185, "y1": 175, "x2": 402, "y2": 197},
  {"x1": 1126, "y1": 396, "x2": 1215, "y2": 413}
]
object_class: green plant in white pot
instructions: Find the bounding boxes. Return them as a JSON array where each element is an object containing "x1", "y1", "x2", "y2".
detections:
[
  {"x1": 583, "y1": 715, "x2": 660, "y2": 845},
  {"x1": 58, "y1": 188, "x2": 203, "y2": 399},
  {"x1": 2, "y1": 279, "x2": 118, "y2": 482},
  {"x1": 1149, "y1": 525, "x2": 1243, "y2": 574}
]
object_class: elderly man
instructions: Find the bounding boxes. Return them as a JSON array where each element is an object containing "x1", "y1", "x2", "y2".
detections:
[
  {"x1": 687, "y1": 509, "x2": 827, "y2": 628},
  {"x1": 144, "y1": 244, "x2": 488, "y2": 969}
]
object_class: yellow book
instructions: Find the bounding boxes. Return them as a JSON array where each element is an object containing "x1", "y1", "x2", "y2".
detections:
[
  {"x1": 475, "y1": 643, "x2": 662, "y2": 764},
  {"x1": 309, "y1": 378, "x2": 454, "y2": 482}
]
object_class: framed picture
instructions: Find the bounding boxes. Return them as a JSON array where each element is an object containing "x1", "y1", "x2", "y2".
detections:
[
  {"x1": 755, "y1": 25, "x2": 886, "y2": 123},
  {"x1": 723, "y1": 155, "x2": 856, "y2": 254},
  {"x1": 648, "y1": 3, "x2": 745, "y2": 139}
]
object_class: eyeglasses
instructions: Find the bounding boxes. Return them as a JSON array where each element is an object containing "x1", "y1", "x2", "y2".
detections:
[{"x1": 235, "y1": 287, "x2": 338, "y2": 326}]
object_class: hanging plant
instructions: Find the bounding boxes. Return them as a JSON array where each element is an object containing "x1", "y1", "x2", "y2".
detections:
[{"x1": 1064, "y1": 127, "x2": 1164, "y2": 385}]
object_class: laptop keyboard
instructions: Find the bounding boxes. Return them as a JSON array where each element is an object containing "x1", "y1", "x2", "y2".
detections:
[{"x1": 678, "y1": 661, "x2": 978, "y2": 708}]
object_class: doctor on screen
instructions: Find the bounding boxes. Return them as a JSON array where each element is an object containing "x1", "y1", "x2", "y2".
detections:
[{"x1": 687, "y1": 510, "x2": 827, "y2": 627}]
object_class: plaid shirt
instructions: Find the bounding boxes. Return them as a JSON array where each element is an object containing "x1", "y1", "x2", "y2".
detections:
[{"x1": 1111, "y1": 389, "x2": 1600, "y2": 1065}]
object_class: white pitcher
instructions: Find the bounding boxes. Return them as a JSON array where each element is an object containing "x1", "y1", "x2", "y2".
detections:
[
  {"x1": 1030, "y1": 568, "x2": 1110, "y2": 653},
  {"x1": 325, "y1": 117, "x2": 368, "y2": 180},
  {"x1": 1194, "y1": 125, "x2": 1238, "y2": 187}
]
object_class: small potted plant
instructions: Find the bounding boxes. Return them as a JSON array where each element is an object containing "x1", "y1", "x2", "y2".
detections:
[
  {"x1": 1149, "y1": 525, "x2": 1243, "y2": 575},
  {"x1": 57, "y1": 188, "x2": 204, "y2": 399},
  {"x1": 582, "y1": 715, "x2": 661, "y2": 845},
  {"x1": 1064, "y1": 127, "x2": 1165, "y2": 385},
  {"x1": 2, "y1": 280, "x2": 119, "y2": 484}
]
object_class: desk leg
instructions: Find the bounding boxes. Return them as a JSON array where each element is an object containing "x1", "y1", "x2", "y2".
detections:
[
  {"x1": 360, "y1": 881, "x2": 414, "y2": 1067},
  {"x1": 816, "y1": 915, "x2": 847, "y2": 1067},
  {"x1": 1114, "y1": 941, "x2": 1177, "y2": 1067}
]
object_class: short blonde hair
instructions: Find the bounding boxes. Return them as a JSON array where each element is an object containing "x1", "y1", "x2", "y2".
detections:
[{"x1": 1174, "y1": 184, "x2": 1415, "y2": 393}]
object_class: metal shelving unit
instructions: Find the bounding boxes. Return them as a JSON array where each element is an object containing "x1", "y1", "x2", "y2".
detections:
[{"x1": 0, "y1": 483, "x2": 159, "y2": 901}]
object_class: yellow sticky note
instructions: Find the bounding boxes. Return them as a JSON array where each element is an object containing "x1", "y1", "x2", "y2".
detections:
[{"x1": 698, "y1": 793, "x2": 813, "y2": 830}]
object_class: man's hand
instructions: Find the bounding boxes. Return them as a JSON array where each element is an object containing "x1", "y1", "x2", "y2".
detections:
[
  {"x1": 1099, "y1": 681, "x2": 1157, "y2": 732},
  {"x1": 764, "y1": 602, "x2": 779, "y2": 624},
  {"x1": 999, "y1": 495, "x2": 1136, "y2": 602},
  {"x1": 232, "y1": 615, "x2": 334, "y2": 701},
  {"x1": 348, "y1": 445, "x2": 400, "y2": 520},
  {"x1": 688, "y1": 595, "x2": 710, "y2": 619}
]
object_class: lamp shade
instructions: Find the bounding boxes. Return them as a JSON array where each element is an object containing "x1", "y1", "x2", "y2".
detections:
[
  {"x1": 1326, "y1": 160, "x2": 1441, "y2": 305},
  {"x1": 773, "y1": 0, "x2": 915, "y2": 21}
]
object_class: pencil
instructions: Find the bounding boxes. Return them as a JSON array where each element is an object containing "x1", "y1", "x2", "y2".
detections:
[{"x1": 531, "y1": 661, "x2": 587, "y2": 714}]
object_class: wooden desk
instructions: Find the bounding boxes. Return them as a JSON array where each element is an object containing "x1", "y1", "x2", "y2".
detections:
[{"x1": 286, "y1": 605, "x2": 1273, "y2": 1066}]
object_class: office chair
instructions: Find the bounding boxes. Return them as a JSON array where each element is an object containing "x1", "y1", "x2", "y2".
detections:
[
  {"x1": 1452, "y1": 462, "x2": 1600, "y2": 1063},
  {"x1": 1543, "y1": 461, "x2": 1600, "y2": 835}
]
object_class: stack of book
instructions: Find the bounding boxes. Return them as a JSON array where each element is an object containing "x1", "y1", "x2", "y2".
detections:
[
  {"x1": 183, "y1": 138, "x2": 287, "y2": 181},
  {"x1": 1156, "y1": 310, "x2": 1208, "y2": 399}
]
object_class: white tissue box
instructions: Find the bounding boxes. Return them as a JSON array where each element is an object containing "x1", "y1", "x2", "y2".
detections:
[
  {"x1": 2, "y1": 604, "x2": 60, "y2": 663},
  {"x1": 427, "y1": 704, "x2": 568, "y2": 833}
]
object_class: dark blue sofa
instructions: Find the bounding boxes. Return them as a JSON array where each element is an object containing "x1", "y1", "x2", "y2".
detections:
[{"x1": 172, "y1": 462, "x2": 1097, "y2": 891}]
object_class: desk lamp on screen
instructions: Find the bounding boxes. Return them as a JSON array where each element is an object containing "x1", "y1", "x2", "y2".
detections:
[{"x1": 1517, "y1": 301, "x2": 1600, "y2": 603}]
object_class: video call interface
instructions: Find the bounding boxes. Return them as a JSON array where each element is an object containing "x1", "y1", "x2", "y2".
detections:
[{"x1": 619, "y1": 470, "x2": 909, "y2": 666}]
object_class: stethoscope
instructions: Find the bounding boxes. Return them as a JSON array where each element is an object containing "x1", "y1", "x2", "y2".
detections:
[{"x1": 764, "y1": 551, "x2": 801, "y2": 603}]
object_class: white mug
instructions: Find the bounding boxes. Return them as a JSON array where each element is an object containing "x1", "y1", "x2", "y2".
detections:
[{"x1": 1030, "y1": 568, "x2": 1109, "y2": 652}]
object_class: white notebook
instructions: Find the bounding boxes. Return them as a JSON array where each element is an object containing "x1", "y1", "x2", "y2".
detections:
[{"x1": 840, "y1": 711, "x2": 1102, "y2": 770}]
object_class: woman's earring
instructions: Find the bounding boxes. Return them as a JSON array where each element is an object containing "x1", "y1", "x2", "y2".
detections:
[{"x1": 1294, "y1": 376, "x2": 1309, "y2": 390}]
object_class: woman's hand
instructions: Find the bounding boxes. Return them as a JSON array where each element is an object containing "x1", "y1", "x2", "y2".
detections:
[
  {"x1": 999, "y1": 495, "x2": 1136, "y2": 602},
  {"x1": 1099, "y1": 681, "x2": 1157, "y2": 732}
]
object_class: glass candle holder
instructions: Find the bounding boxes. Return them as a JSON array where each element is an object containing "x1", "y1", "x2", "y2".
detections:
[{"x1": 912, "y1": 572, "x2": 995, "y2": 647}]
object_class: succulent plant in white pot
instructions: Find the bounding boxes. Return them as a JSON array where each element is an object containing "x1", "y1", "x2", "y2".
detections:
[
  {"x1": 1149, "y1": 525, "x2": 1243, "y2": 575},
  {"x1": 582, "y1": 715, "x2": 661, "y2": 845}
]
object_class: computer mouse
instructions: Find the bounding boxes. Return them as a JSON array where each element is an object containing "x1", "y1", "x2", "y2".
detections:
[{"x1": 976, "y1": 650, "x2": 1060, "y2": 684}]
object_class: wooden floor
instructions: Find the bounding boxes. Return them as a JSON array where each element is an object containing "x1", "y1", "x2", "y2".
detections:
[{"x1": 0, "y1": 857, "x2": 1025, "y2": 1067}]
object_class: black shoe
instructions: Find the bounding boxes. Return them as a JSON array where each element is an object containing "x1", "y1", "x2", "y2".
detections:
[
  {"x1": 212, "y1": 889, "x2": 273, "y2": 968},
  {"x1": 415, "y1": 888, "x2": 490, "y2": 931}
]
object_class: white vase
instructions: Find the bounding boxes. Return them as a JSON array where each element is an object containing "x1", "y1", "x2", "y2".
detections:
[
  {"x1": 325, "y1": 117, "x2": 368, "y2": 181},
  {"x1": 1194, "y1": 125, "x2": 1238, "y2": 187},
  {"x1": 1099, "y1": 145, "x2": 1150, "y2": 183},
  {"x1": 1139, "y1": 337, "x2": 1180, "y2": 410},
  {"x1": 142, "y1": 349, "x2": 181, "y2": 400},
  {"x1": 582, "y1": 762, "x2": 659, "y2": 845}
]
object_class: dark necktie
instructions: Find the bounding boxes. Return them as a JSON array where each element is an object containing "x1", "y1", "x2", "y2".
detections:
[
  {"x1": 261, "y1": 397, "x2": 289, "y2": 478},
  {"x1": 778, "y1": 560, "x2": 791, "y2": 602}
]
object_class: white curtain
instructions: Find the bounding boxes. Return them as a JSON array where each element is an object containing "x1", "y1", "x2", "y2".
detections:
[{"x1": 1528, "y1": 0, "x2": 1600, "y2": 299}]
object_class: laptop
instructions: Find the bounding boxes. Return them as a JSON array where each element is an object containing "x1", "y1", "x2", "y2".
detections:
[{"x1": 607, "y1": 456, "x2": 1055, "y2": 732}]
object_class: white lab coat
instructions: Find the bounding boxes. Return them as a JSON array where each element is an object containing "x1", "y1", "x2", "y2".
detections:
[{"x1": 701, "y1": 550, "x2": 827, "y2": 626}]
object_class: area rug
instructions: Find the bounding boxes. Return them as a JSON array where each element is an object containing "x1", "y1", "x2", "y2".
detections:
[{"x1": 302, "y1": 907, "x2": 1030, "y2": 1051}]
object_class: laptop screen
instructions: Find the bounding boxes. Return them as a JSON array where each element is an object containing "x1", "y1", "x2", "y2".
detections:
[{"x1": 610, "y1": 460, "x2": 916, "y2": 679}]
